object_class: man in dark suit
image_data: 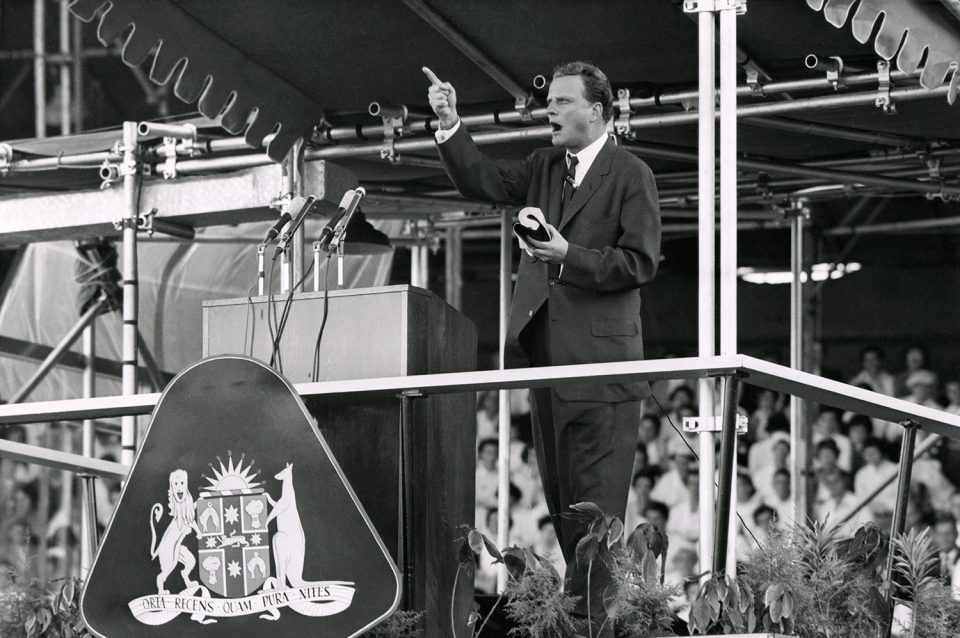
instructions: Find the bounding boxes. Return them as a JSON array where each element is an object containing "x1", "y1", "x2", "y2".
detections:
[{"x1": 425, "y1": 61, "x2": 661, "y2": 631}]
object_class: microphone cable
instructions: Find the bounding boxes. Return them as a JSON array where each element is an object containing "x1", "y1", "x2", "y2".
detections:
[{"x1": 311, "y1": 253, "x2": 334, "y2": 382}]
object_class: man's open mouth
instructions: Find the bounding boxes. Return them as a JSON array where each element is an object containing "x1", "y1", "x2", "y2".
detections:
[{"x1": 550, "y1": 122, "x2": 562, "y2": 132}]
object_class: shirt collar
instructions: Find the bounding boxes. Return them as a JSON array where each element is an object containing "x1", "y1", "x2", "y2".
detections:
[{"x1": 567, "y1": 131, "x2": 608, "y2": 174}]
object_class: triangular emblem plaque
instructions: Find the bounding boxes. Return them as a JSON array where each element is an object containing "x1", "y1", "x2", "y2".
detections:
[{"x1": 81, "y1": 356, "x2": 401, "y2": 637}]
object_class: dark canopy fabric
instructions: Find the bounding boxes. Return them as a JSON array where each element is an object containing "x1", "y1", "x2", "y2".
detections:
[{"x1": 66, "y1": 0, "x2": 960, "y2": 163}]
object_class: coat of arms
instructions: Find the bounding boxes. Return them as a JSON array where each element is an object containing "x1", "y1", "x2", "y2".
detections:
[{"x1": 129, "y1": 453, "x2": 355, "y2": 625}]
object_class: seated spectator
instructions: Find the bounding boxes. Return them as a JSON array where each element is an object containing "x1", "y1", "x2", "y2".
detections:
[
  {"x1": 748, "y1": 413, "x2": 790, "y2": 476},
  {"x1": 665, "y1": 405, "x2": 699, "y2": 459},
  {"x1": 659, "y1": 386, "x2": 695, "y2": 454},
  {"x1": 532, "y1": 514, "x2": 565, "y2": 579},
  {"x1": 932, "y1": 513, "x2": 960, "y2": 600},
  {"x1": 739, "y1": 504, "x2": 777, "y2": 559},
  {"x1": 638, "y1": 414, "x2": 665, "y2": 468},
  {"x1": 507, "y1": 482, "x2": 537, "y2": 548},
  {"x1": 749, "y1": 389, "x2": 783, "y2": 442},
  {"x1": 765, "y1": 468, "x2": 793, "y2": 525},
  {"x1": 476, "y1": 391, "x2": 498, "y2": 441},
  {"x1": 668, "y1": 471, "x2": 701, "y2": 556},
  {"x1": 945, "y1": 380, "x2": 960, "y2": 416},
  {"x1": 644, "y1": 500, "x2": 669, "y2": 535},
  {"x1": 912, "y1": 437, "x2": 956, "y2": 512},
  {"x1": 736, "y1": 473, "x2": 763, "y2": 525},
  {"x1": 632, "y1": 443, "x2": 651, "y2": 477},
  {"x1": 625, "y1": 467, "x2": 657, "y2": 533},
  {"x1": 894, "y1": 343, "x2": 935, "y2": 398},
  {"x1": 651, "y1": 452, "x2": 693, "y2": 509},
  {"x1": 475, "y1": 438, "x2": 499, "y2": 526},
  {"x1": 854, "y1": 437, "x2": 898, "y2": 516},
  {"x1": 514, "y1": 444, "x2": 545, "y2": 509},
  {"x1": 754, "y1": 432, "x2": 790, "y2": 502},
  {"x1": 813, "y1": 408, "x2": 853, "y2": 472},
  {"x1": 849, "y1": 345, "x2": 895, "y2": 397},
  {"x1": 844, "y1": 415, "x2": 872, "y2": 474},
  {"x1": 817, "y1": 469, "x2": 872, "y2": 531},
  {"x1": 814, "y1": 439, "x2": 841, "y2": 501},
  {"x1": 902, "y1": 369, "x2": 942, "y2": 411}
]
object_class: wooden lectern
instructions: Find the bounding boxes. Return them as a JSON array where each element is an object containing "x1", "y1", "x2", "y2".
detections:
[{"x1": 202, "y1": 285, "x2": 477, "y2": 636}]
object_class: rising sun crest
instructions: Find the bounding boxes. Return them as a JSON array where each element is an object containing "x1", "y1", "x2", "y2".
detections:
[{"x1": 205, "y1": 453, "x2": 260, "y2": 492}]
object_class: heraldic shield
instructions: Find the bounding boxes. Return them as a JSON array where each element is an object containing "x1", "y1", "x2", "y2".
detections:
[{"x1": 81, "y1": 356, "x2": 401, "y2": 638}]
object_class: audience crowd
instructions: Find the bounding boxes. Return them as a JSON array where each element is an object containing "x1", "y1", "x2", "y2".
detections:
[{"x1": 472, "y1": 343, "x2": 960, "y2": 619}]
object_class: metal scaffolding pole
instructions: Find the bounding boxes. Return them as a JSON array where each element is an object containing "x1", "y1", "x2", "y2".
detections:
[
  {"x1": 282, "y1": 139, "x2": 305, "y2": 291},
  {"x1": 9, "y1": 295, "x2": 109, "y2": 404},
  {"x1": 445, "y1": 226, "x2": 463, "y2": 310},
  {"x1": 120, "y1": 122, "x2": 140, "y2": 467},
  {"x1": 719, "y1": 2, "x2": 740, "y2": 576},
  {"x1": 33, "y1": 0, "x2": 46, "y2": 138},
  {"x1": 80, "y1": 322, "x2": 97, "y2": 576},
  {"x1": 696, "y1": 6, "x2": 717, "y2": 582},
  {"x1": 59, "y1": 0, "x2": 71, "y2": 135},
  {"x1": 789, "y1": 206, "x2": 809, "y2": 523},
  {"x1": 495, "y1": 210, "x2": 512, "y2": 593},
  {"x1": 71, "y1": 8, "x2": 84, "y2": 131}
]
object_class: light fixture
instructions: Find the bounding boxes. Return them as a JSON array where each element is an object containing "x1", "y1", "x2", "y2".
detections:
[{"x1": 737, "y1": 262, "x2": 861, "y2": 285}]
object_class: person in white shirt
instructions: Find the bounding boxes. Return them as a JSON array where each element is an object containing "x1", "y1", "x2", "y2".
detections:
[
  {"x1": 532, "y1": 515, "x2": 566, "y2": 580},
  {"x1": 813, "y1": 408, "x2": 853, "y2": 472},
  {"x1": 901, "y1": 369, "x2": 942, "y2": 411},
  {"x1": 765, "y1": 469, "x2": 793, "y2": 525},
  {"x1": 754, "y1": 433, "x2": 790, "y2": 502},
  {"x1": 911, "y1": 436, "x2": 955, "y2": 512},
  {"x1": 814, "y1": 439, "x2": 842, "y2": 502},
  {"x1": 933, "y1": 513, "x2": 960, "y2": 589},
  {"x1": 853, "y1": 437, "x2": 899, "y2": 517},
  {"x1": 624, "y1": 468, "x2": 656, "y2": 534},
  {"x1": 849, "y1": 345, "x2": 896, "y2": 397},
  {"x1": 476, "y1": 391, "x2": 499, "y2": 441},
  {"x1": 667, "y1": 471, "x2": 701, "y2": 557},
  {"x1": 747, "y1": 414, "x2": 790, "y2": 476},
  {"x1": 650, "y1": 452, "x2": 693, "y2": 509},
  {"x1": 817, "y1": 469, "x2": 873, "y2": 531},
  {"x1": 475, "y1": 438, "x2": 500, "y2": 526}
]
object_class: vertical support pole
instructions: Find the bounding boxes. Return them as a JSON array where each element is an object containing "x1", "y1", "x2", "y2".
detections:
[
  {"x1": 713, "y1": 374, "x2": 740, "y2": 575},
  {"x1": 58, "y1": 0, "x2": 71, "y2": 135},
  {"x1": 445, "y1": 226, "x2": 463, "y2": 310},
  {"x1": 398, "y1": 393, "x2": 416, "y2": 608},
  {"x1": 696, "y1": 7, "x2": 717, "y2": 581},
  {"x1": 80, "y1": 475, "x2": 99, "y2": 573},
  {"x1": 33, "y1": 0, "x2": 46, "y2": 138},
  {"x1": 420, "y1": 243, "x2": 430, "y2": 291},
  {"x1": 284, "y1": 139, "x2": 305, "y2": 290},
  {"x1": 495, "y1": 209, "x2": 512, "y2": 593},
  {"x1": 58, "y1": 423, "x2": 74, "y2": 576},
  {"x1": 885, "y1": 420, "x2": 918, "y2": 637},
  {"x1": 409, "y1": 245, "x2": 420, "y2": 287},
  {"x1": 789, "y1": 209, "x2": 809, "y2": 524},
  {"x1": 71, "y1": 8, "x2": 84, "y2": 131},
  {"x1": 718, "y1": 1, "x2": 740, "y2": 576},
  {"x1": 80, "y1": 323, "x2": 96, "y2": 576},
  {"x1": 120, "y1": 121, "x2": 139, "y2": 467},
  {"x1": 725, "y1": 434, "x2": 738, "y2": 577}
]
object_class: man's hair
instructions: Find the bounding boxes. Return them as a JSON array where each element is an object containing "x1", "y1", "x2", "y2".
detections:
[
  {"x1": 553, "y1": 61, "x2": 614, "y2": 122},
  {"x1": 862, "y1": 436, "x2": 884, "y2": 452},
  {"x1": 644, "y1": 500, "x2": 669, "y2": 522},
  {"x1": 815, "y1": 438, "x2": 840, "y2": 457},
  {"x1": 773, "y1": 468, "x2": 790, "y2": 481},
  {"x1": 861, "y1": 344, "x2": 886, "y2": 361},
  {"x1": 477, "y1": 437, "x2": 498, "y2": 454}
]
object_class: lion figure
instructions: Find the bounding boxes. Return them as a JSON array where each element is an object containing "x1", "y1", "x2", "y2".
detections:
[{"x1": 149, "y1": 469, "x2": 201, "y2": 595}]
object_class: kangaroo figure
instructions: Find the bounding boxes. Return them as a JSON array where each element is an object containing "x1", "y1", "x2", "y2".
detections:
[{"x1": 266, "y1": 463, "x2": 322, "y2": 588}]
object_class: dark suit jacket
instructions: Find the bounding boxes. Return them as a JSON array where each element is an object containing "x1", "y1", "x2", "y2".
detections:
[{"x1": 437, "y1": 125, "x2": 661, "y2": 402}]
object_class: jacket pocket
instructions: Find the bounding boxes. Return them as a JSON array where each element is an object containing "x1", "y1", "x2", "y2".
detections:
[{"x1": 591, "y1": 319, "x2": 638, "y2": 337}]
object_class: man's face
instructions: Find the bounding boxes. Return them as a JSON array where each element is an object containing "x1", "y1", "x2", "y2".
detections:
[
  {"x1": 773, "y1": 441, "x2": 790, "y2": 466},
  {"x1": 863, "y1": 446, "x2": 883, "y2": 467},
  {"x1": 547, "y1": 75, "x2": 600, "y2": 151},
  {"x1": 817, "y1": 449, "x2": 838, "y2": 470},
  {"x1": 645, "y1": 508, "x2": 667, "y2": 531},
  {"x1": 906, "y1": 348, "x2": 924, "y2": 370},
  {"x1": 479, "y1": 445, "x2": 498, "y2": 468},
  {"x1": 911, "y1": 382, "x2": 933, "y2": 403},
  {"x1": 826, "y1": 473, "x2": 847, "y2": 498}
]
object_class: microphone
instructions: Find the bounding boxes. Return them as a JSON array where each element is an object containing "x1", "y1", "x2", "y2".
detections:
[
  {"x1": 260, "y1": 211, "x2": 292, "y2": 248},
  {"x1": 316, "y1": 187, "x2": 366, "y2": 253},
  {"x1": 273, "y1": 196, "x2": 317, "y2": 260}
]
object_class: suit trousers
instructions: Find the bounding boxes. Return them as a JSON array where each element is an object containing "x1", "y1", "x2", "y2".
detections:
[{"x1": 519, "y1": 303, "x2": 640, "y2": 618}]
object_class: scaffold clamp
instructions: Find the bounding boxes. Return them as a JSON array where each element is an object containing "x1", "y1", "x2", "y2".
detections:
[
  {"x1": 745, "y1": 68, "x2": 764, "y2": 96},
  {"x1": 683, "y1": 414, "x2": 748, "y2": 434},
  {"x1": 876, "y1": 60, "x2": 897, "y2": 115},
  {"x1": 683, "y1": 0, "x2": 746, "y2": 14},
  {"x1": 614, "y1": 88, "x2": 634, "y2": 138}
]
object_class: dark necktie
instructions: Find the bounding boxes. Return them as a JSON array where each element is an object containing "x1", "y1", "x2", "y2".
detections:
[{"x1": 562, "y1": 154, "x2": 579, "y2": 210}]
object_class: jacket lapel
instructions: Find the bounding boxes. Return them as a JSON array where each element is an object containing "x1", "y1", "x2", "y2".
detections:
[{"x1": 558, "y1": 136, "x2": 616, "y2": 233}]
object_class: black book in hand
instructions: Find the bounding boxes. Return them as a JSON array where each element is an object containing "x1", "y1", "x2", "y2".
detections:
[{"x1": 513, "y1": 207, "x2": 550, "y2": 243}]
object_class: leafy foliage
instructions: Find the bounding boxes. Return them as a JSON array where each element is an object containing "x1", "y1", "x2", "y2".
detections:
[
  {"x1": 688, "y1": 574, "x2": 757, "y2": 635},
  {"x1": 502, "y1": 554, "x2": 579, "y2": 638},
  {"x1": 603, "y1": 525, "x2": 679, "y2": 637},
  {"x1": 365, "y1": 609, "x2": 424, "y2": 637},
  {"x1": 889, "y1": 527, "x2": 960, "y2": 638},
  {"x1": 739, "y1": 521, "x2": 888, "y2": 638},
  {"x1": 0, "y1": 569, "x2": 91, "y2": 638}
]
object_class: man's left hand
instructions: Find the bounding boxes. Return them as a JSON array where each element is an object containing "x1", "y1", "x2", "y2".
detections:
[{"x1": 527, "y1": 223, "x2": 568, "y2": 264}]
